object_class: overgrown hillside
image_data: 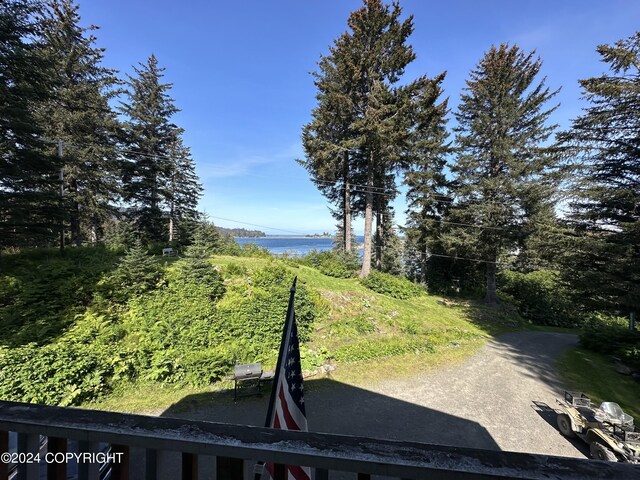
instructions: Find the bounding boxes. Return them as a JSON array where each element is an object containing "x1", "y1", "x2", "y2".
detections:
[{"x1": 0, "y1": 247, "x2": 510, "y2": 410}]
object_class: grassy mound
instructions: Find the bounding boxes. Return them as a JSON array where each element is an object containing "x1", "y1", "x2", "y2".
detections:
[{"x1": 0, "y1": 248, "x2": 509, "y2": 411}]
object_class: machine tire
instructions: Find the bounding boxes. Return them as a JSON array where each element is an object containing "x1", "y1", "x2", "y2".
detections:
[
  {"x1": 557, "y1": 414, "x2": 576, "y2": 438},
  {"x1": 590, "y1": 442, "x2": 618, "y2": 462}
]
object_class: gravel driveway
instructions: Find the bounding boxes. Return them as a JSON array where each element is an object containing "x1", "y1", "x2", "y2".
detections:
[{"x1": 164, "y1": 331, "x2": 585, "y2": 458}]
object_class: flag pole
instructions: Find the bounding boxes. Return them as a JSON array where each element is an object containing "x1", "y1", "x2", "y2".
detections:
[{"x1": 254, "y1": 277, "x2": 297, "y2": 480}]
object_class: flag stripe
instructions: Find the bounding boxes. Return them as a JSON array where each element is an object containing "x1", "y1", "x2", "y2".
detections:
[
  {"x1": 278, "y1": 385, "x2": 301, "y2": 431},
  {"x1": 288, "y1": 465, "x2": 310, "y2": 480},
  {"x1": 280, "y1": 377, "x2": 307, "y2": 429}
]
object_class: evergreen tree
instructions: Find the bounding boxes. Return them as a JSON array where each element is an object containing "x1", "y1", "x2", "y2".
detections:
[
  {"x1": 449, "y1": 44, "x2": 559, "y2": 304},
  {"x1": 300, "y1": 21, "x2": 361, "y2": 253},
  {"x1": 120, "y1": 54, "x2": 201, "y2": 243},
  {"x1": 302, "y1": 0, "x2": 416, "y2": 276},
  {"x1": 36, "y1": 0, "x2": 121, "y2": 246},
  {"x1": 166, "y1": 139, "x2": 202, "y2": 243},
  {"x1": 99, "y1": 239, "x2": 161, "y2": 302},
  {"x1": 0, "y1": 0, "x2": 59, "y2": 248},
  {"x1": 559, "y1": 32, "x2": 640, "y2": 316},
  {"x1": 374, "y1": 210, "x2": 404, "y2": 275},
  {"x1": 185, "y1": 217, "x2": 221, "y2": 258},
  {"x1": 403, "y1": 73, "x2": 450, "y2": 284}
]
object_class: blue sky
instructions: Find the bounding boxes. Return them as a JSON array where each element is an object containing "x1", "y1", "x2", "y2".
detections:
[{"x1": 79, "y1": 0, "x2": 639, "y2": 235}]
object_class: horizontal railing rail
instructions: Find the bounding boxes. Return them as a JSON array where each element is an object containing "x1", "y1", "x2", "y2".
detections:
[{"x1": 0, "y1": 400, "x2": 637, "y2": 480}]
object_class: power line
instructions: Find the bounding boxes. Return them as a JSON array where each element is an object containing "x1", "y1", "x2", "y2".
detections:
[
  {"x1": 207, "y1": 215, "x2": 307, "y2": 236},
  {"x1": 377, "y1": 211, "x2": 509, "y2": 231},
  {"x1": 418, "y1": 252, "x2": 501, "y2": 265}
]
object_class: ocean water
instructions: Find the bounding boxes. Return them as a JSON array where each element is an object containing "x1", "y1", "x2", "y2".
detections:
[{"x1": 235, "y1": 236, "x2": 364, "y2": 255}]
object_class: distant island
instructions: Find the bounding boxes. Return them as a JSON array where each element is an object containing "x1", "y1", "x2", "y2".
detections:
[
  {"x1": 216, "y1": 227, "x2": 266, "y2": 237},
  {"x1": 305, "y1": 232, "x2": 332, "y2": 238}
]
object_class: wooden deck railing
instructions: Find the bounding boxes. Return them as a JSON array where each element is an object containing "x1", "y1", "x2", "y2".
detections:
[{"x1": 0, "y1": 400, "x2": 637, "y2": 480}]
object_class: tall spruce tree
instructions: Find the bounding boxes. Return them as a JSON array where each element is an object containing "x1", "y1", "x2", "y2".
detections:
[
  {"x1": 559, "y1": 32, "x2": 640, "y2": 316},
  {"x1": 301, "y1": 0, "x2": 415, "y2": 276},
  {"x1": 36, "y1": 0, "x2": 121, "y2": 246},
  {"x1": 0, "y1": 0, "x2": 60, "y2": 248},
  {"x1": 403, "y1": 73, "x2": 450, "y2": 284},
  {"x1": 120, "y1": 54, "x2": 200, "y2": 242},
  {"x1": 300, "y1": 24, "x2": 360, "y2": 253},
  {"x1": 166, "y1": 138, "x2": 202, "y2": 242},
  {"x1": 449, "y1": 44, "x2": 559, "y2": 304}
]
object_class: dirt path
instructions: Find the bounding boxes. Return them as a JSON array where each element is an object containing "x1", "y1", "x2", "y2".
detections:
[{"x1": 164, "y1": 331, "x2": 585, "y2": 458}]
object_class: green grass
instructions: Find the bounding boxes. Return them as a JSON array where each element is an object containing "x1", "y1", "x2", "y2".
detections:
[
  {"x1": 83, "y1": 381, "x2": 222, "y2": 415},
  {"x1": 557, "y1": 347, "x2": 640, "y2": 421}
]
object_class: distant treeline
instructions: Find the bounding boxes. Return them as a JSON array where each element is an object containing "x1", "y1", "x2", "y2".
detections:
[{"x1": 216, "y1": 227, "x2": 265, "y2": 237}]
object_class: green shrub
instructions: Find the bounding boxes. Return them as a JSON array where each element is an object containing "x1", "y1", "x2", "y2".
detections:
[
  {"x1": 0, "y1": 249, "x2": 327, "y2": 405},
  {"x1": 498, "y1": 270, "x2": 579, "y2": 327},
  {"x1": 302, "y1": 250, "x2": 359, "y2": 278},
  {"x1": 98, "y1": 242, "x2": 162, "y2": 303},
  {"x1": 240, "y1": 243, "x2": 271, "y2": 258},
  {"x1": 218, "y1": 265, "x2": 323, "y2": 356},
  {"x1": 0, "y1": 341, "x2": 113, "y2": 406},
  {"x1": 0, "y1": 247, "x2": 120, "y2": 345},
  {"x1": 577, "y1": 313, "x2": 640, "y2": 370},
  {"x1": 215, "y1": 235, "x2": 242, "y2": 256},
  {"x1": 360, "y1": 271, "x2": 424, "y2": 299},
  {"x1": 0, "y1": 275, "x2": 21, "y2": 307},
  {"x1": 139, "y1": 346, "x2": 234, "y2": 386},
  {"x1": 579, "y1": 323, "x2": 640, "y2": 355},
  {"x1": 223, "y1": 262, "x2": 248, "y2": 277},
  {"x1": 213, "y1": 237, "x2": 271, "y2": 258},
  {"x1": 169, "y1": 258, "x2": 226, "y2": 301}
]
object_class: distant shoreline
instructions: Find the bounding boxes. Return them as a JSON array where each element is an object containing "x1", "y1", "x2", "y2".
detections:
[{"x1": 234, "y1": 235, "x2": 333, "y2": 239}]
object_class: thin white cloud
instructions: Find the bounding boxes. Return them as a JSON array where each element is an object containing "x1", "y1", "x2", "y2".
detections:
[{"x1": 195, "y1": 142, "x2": 303, "y2": 180}]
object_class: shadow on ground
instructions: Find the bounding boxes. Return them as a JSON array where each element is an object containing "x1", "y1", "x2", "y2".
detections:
[
  {"x1": 531, "y1": 401, "x2": 590, "y2": 457},
  {"x1": 488, "y1": 331, "x2": 578, "y2": 392},
  {"x1": 161, "y1": 377, "x2": 500, "y2": 451}
]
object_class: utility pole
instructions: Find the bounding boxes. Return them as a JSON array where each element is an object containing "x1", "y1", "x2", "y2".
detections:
[{"x1": 58, "y1": 140, "x2": 65, "y2": 252}]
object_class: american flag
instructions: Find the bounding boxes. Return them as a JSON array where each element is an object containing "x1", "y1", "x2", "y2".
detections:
[{"x1": 264, "y1": 282, "x2": 311, "y2": 480}]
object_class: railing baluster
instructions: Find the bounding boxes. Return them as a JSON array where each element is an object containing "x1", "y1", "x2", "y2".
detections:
[
  {"x1": 111, "y1": 444, "x2": 130, "y2": 480},
  {"x1": 273, "y1": 463, "x2": 285, "y2": 480},
  {"x1": 182, "y1": 452, "x2": 197, "y2": 480},
  {"x1": 16, "y1": 433, "x2": 39, "y2": 480},
  {"x1": 77, "y1": 441, "x2": 100, "y2": 480},
  {"x1": 197, "y1": 455, "x2": 215, "y2": 480},
  {"x1": 0, "y1": 431, "x2": 8, "y2": 480},
  {"x1": 315, "y1": 468, "x2": 329, "y2": 480},
  {"x1": 129, "y1": 446, "x2": 147, "y2": 479},
  {"x1": 216, "y1": 456, "x2": 243, "y2": 480},
  {"x1": 47, "y1": 437, "x2": 67, "y2": 480},
  {"x1": 156, "y1": 450, "x2": 182, "y2": 480},
  {"x1": 145, "y1": 449, "x2": 157, "y2": 480}
]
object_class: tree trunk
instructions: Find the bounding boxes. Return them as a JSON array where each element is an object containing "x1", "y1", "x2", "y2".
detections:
[
  {"x1": 484, "y1": 258, "x2": 499, "y2": 305},
  {"x1": 169, "y1": 173, "x2": 176, "y2": 242},
  {"x1": 375, "y1": 209, "x2": 382, "y2": 270},
  {"x1": 70, "y1": 179, "x2": 81, "y2": 247},
  {"x1": 90, "y1": 219, "x2": 98, "y2": 244},
  {"x1": 343, "y1": 151, "x2": 351, "y2": 253},
  {"x1": 360, "y1": 152, "x2": 374, "y2": 277}
]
